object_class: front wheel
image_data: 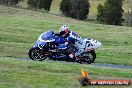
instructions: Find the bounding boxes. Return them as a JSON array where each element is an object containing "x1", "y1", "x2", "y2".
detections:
[{"x1": 28, "y1": 48, "x2": 47, "y2": 61}]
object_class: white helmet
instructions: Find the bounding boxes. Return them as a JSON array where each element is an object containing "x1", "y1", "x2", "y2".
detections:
[{"x1": 59, "y1": 25, "x2": 69, "y2": 34}]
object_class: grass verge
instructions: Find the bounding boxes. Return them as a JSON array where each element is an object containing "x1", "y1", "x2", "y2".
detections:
[{"x1": 0, "y1": 57, "x2": 132, "y2": 88}]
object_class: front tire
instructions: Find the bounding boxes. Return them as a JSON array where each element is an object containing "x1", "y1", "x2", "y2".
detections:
[{"x1": 28, "y1": 48, "x2": 47, "y2": 61}]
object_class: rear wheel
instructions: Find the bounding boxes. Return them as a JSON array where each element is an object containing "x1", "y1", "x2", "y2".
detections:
[
  {"x1": 78, "y1": 50, "x2": 96, "y2": 64},
  {"x1": 87, "y1": 50, "x2": 96, "y2": 64},
  {"x1": 28, "y1": 48, "x2": 47, "y2": 61}
]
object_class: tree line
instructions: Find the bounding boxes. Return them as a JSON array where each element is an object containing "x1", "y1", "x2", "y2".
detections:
[
  {"x1": 0, "y1": 0, "x2": 131, "y2": 26},
  {"x1": 0, "y1": 0, "x2": 22, "y2": 6},
  {"x1": 97, "y1": 0, "x2": 124, "y2": 25}
]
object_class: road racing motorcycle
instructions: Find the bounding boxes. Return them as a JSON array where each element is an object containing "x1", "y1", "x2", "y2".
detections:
[{"x1": 28, "y1": 30, "x2": 102, "y2": 64}]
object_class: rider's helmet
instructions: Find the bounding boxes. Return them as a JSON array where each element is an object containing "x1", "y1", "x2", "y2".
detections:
[{"x1": 59, "y1": 25, "x2": 69, "y2": 37}]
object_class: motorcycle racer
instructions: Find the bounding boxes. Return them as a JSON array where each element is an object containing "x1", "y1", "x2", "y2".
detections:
[
  {"x1": 54, "y1": 25, "x2": 70, "y2": 38},
  {"x1": 29, "y1": 28, "x2": 102, "y2": 63},
  {"x1": 54, "y1": 25, "x2": 85, "y2": 61}
]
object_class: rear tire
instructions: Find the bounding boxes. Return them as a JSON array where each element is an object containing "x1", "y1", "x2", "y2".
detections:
[
  {"x1": 28, "y1": 48, "x2": 47, "y2": 61},
  {"x1": 87, "y1": 50, "x2": 96, "y2": 64},
  {"x1": 78, "y1": 50, "x2": 96, "y2": 64}
]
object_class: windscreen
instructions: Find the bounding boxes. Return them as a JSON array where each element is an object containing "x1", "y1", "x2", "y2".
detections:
[{"x1": 41, "y1": 31, "x2": 53, "y2": 40}]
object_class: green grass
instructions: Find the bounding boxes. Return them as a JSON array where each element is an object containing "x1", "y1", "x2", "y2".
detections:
[
  {"x1": 0, "y1": 5, "x2": 132, "y2": 65},
  {"x1": 0, "y1": 57, "x2": 132, "y2": 88},
  {"x1": 0, "y1": 5, "x2": 132, "y2": 88}
]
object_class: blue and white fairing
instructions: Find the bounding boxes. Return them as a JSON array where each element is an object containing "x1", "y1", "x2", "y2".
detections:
[
  {"x1": 33, "y1": 31, "x2": 66, "y2": 49},
  {"x1": 55, "y1": 37, "x2": 66, "y2": 49},
  {"x1": 33, "y1": 31, "x2": 55, "y2": 49},
  {"x1": 84, "y1": 38, "x2": 102, "y2": 51}
]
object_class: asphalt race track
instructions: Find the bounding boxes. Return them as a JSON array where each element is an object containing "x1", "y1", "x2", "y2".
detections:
[{"x1": 17, "y1": 58, "x2": 132, "y2": 69}]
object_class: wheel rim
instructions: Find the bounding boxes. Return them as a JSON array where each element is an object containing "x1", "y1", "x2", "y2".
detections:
[
  {"x1": 88, "y1": 53, "x2": 94, "y2": 61},
  {"x1": 31, "y1": 49, "x2": 46, "y2": 61},
  {"x1": 82, "y1": 53, "x2": 94, "y2": 64}
]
